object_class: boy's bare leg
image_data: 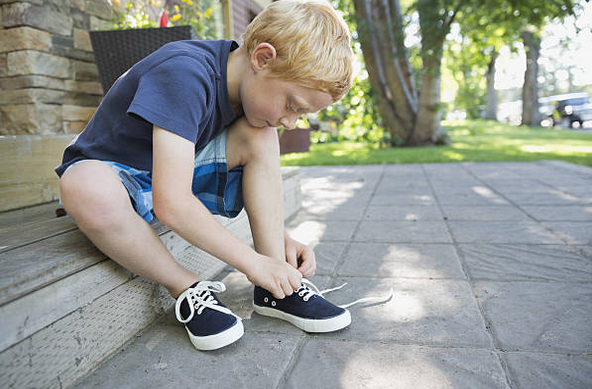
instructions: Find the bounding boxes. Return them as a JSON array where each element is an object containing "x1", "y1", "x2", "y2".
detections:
[
  {"x1": 226, "y1": 118, "x2": 286, "y2": 264},
  {"x1": 60, "y1": 161, "x2": 201, "y2": 298}
]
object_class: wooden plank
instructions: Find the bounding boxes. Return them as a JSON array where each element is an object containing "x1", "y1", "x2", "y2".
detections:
[
  {"x1": 0, "y1": 201, "x2": 62, "y2": 228},
  {"x1": 0, "y1": 214, "x2": 78, "y2": 253},
  {"x1": 0, "y1": 135, "x2": 75, "y2": 212},
  {"x1": 0, "y1": 228, "x2": 105, "y2": 306}
]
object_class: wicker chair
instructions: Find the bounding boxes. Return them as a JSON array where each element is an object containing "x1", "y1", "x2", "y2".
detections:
[{"x1": 89, "y1": 26, "x2": 198, "y2": 94}]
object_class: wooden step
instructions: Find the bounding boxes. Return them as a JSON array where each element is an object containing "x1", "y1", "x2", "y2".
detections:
[{"x1": 0, "y1": 167, "x2": 301, "y2": 389}]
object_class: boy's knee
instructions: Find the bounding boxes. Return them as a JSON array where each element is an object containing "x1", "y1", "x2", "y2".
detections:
[
  {"x1": 227, "y1": 118, "x2": 280, "y2": 167},
  {"x1": 60, "y1": 163, "x2": 131, "y2": 230}
]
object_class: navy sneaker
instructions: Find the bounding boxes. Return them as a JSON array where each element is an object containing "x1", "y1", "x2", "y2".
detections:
[
  {"x1": 175, "y1": 281, "x2": 243, "y2": 351},
  {"x1": 253, "y1": 280, "x2": 351, "y2": 333}
]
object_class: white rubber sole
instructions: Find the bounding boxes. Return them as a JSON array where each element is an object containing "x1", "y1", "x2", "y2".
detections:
[
  {"x1": 253, "y1": 304, "x2": 351, "y2": 333},
  {"x1": 185, "y1": 319, "x2": 244, "y2": 351}
]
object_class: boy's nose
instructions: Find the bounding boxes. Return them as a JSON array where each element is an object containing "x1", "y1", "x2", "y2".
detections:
[{"x1": 279, "y1": 115, "x2": 298, "y2": 130}]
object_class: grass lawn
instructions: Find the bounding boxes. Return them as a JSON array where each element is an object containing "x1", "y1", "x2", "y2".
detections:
[{"x1": 280, "y1": 120, "x2": 592, "y2": 167}]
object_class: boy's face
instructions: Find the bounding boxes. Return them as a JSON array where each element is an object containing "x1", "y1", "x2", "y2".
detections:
[
  {"x1": 240, "y1": 44, "x2": 333, "y2": 129},
  {"x1": 241, "y1": 74, "x2": 333, "y2": 129}
]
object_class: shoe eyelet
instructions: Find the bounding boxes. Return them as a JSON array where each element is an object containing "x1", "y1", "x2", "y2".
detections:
[
  {"x1": 303, "y1": 297, "x2": 309, "y2": 302},
  {"x1": 264, "y1": 297, "x2": 269, "y2": 303},
  {"x1": 298, "y1": 292, "x2": 304, "y2": 297},
  {"x1": 271, "y1": 301, "x2": 276, "y2": 307},
  {"x1": 194, "y1": 304, "x2": 199, "y2": 309}
]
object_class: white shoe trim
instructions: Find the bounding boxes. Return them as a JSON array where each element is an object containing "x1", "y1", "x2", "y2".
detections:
[
  {"x1": 185, "y1": 319, "x2": 244, "y2": 351},
  {"x1": 253, "y1": 303, "x2": 351, "y2": 333}
]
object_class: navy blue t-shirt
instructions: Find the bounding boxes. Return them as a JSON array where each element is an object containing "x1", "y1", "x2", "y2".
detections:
[{"x1": 55, "y1": 39, "x2": 240, "y2": 177}]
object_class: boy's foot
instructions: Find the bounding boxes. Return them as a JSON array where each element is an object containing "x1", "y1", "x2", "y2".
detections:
[
  {"x1": 175, "y1": 281, "x2": 244, "y2": 351},
  {"x1": 253, "y1": 280, "x2": 351, "y2": 333}
]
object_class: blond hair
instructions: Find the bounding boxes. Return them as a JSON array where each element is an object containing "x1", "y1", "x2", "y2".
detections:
[{"x1": 242, "y1": 0, "x2": 354, "y2": 102}]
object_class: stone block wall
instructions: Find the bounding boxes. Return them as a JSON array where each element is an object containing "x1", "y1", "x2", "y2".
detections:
[{"x1": 0, "y1": 0, "x2": 108, "y2": 135}]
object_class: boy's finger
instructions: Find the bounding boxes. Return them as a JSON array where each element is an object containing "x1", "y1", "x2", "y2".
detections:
[{"x1": 286, "y1": 250, "x2": 298, "y2": 269}]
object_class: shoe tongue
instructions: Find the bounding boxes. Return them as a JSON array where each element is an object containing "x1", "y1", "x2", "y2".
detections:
[{"x1": 179, "y1": 281, "x2": 203, "y2": 320}]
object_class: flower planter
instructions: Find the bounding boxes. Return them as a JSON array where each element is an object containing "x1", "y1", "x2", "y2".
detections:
[
  {"x1": 89, "y1": 26, "x2": 198, "y2": 94},
  {"x1": 278, "y1": 128, "x2": 311, "y2": 154}
]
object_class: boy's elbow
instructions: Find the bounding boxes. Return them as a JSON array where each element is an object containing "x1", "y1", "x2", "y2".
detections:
[
  {"x1": 153, "y1": 200, "x2": 175, "y2": 227},
  {"x1": 153, "y1": 196, "x2": 185, "y2": 228}
]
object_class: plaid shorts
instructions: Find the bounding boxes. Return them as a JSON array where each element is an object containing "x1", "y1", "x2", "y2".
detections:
[{"x1": 63, "y1": 129, "x2": 244, "y2": 222}]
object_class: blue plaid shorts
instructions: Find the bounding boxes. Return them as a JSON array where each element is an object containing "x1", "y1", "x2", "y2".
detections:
[{"x1": 63, "y1": 129, "x2": 244, "y2": 222}]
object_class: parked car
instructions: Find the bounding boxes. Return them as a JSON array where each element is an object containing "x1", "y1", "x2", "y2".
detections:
[{"x1": 539, "y1": 92, "x2": 592, "y2": 128}]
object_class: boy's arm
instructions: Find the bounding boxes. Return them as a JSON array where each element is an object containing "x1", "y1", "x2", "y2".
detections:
[{"x1": 152, "y1": 125, "x2": 301, "y2": 298}]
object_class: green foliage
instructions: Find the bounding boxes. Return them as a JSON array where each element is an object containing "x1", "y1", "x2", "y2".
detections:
[
  {"x1": 108, "y1": 1, "x2": 158, "y2": 29},
  {"x1": 443, "y1": 35, "x2": 488, "y2": 118},
  {"x1": 169, "y1": 0, "x2": 223, "y2": 39},
  {"x1": 106, "y1": 0, "x2": 222, "y2": 39},
  {"x1": 313, "y1": 0, "x2": 383, "y2": 144}
]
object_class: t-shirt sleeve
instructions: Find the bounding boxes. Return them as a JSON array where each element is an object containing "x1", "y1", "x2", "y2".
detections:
[{"x1": 127, "y1": 56, "x2": 211, "y2": 143}]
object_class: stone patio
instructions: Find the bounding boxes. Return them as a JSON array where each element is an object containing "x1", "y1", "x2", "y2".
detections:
[{"x1": 72, "y1": 161, "x2": 592, "y2": 389}]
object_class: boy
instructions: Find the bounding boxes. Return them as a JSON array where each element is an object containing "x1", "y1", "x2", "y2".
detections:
[{"x1": 56, "y1": 0, "x2": 354, "y2": 351}]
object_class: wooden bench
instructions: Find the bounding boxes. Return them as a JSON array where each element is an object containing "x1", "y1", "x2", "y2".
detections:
[{"x1": 0, "y1": 166, "x2": 302, "y2": 389}]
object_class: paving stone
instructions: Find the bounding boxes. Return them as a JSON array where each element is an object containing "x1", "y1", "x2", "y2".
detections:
[
  {"x1": 309, "y1": 241, "x2": 347, "y2": 275},
  {"x1": 474, "y1": 281, "x2": 592, "y2": 352},
  {"x1": 522, "y1": 205, "x2": 592, "y2": 221},
  {"x1": 447, "y1": 221, "x2": 563, "y2": 244},
  {"x1": 293, "y1": 203, "x2": 365, "y2": 221},
  {"x1": 339, "y1": 243, "x2": 465, "y2": 279},
  {"x1": 323, "y1": 277, "x2": 491, "y2": 347},
  {"x1": 557, "y1": 184, "x2": 592, "y2": 201},
  {"x1": 285, "y1": 340, "x2": 510, "y2": 389},
  {"x1": 364, "y1": 205, "x2": 444, "y2": 221},
  {"x1": 286, "y1": 219, "x2": 358, "y2": 244},
  {"x1": 383, "y1": 164, "x2": 424, "y2": 175},
  {"x1": 542, "y1": 222, "x2": 592, "y2": 244},
  {"x1": 502, "y1": 192, "x2": 591, "y2": 205},
  {"x1": 440, "y1": 205, "x2": 530, "y2": 221},
  {"x1": 71, "y1": 311, "x2": 302, "y2": 389},
  {"x1": 302, "y1": 188, "x2": 373, "y2": 202},
  {"x1": 575, "y1": 245, "x2": 592, "y2": 259},
  {"x1": 489, "y1": 182, "x2": 558, "y2": 194},
  {"x1": 437, "y1": 192, "x2": 510, "y2": 206},
  {"x1": 371, "y1": 193, "x2": 436, "y2": 206},
  {"x1": 459, "y1": 244, "x2": 592, "y2": 282},
  {"x1": 374, "y1": 183, "x2": 432, "y2": 196},
  {"x1": 301, "y1": 175, "x2": 374, "y2": 193},
  {"x1": 430, "y1": 184, "x2": 491, "y2": 196},
  {"x1": 504, "y1": 352, "x2": 592, "y2": 389},
  {"x1": 355, "y1": 221, "x2": 452, "y2": 243}
]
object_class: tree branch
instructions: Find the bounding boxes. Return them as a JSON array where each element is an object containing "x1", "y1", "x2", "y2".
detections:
[{"x1": 444, "y1": 0, "x2": 467, "y2": 28}]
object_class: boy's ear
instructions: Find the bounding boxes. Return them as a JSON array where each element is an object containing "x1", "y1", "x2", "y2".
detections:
[{"x1": 250, "y1": 43, "x2": 277, "y2": 72}]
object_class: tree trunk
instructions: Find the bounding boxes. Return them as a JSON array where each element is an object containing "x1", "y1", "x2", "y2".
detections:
[
  {"x1": 521, "y1": 31, "x2": 541, "y2": 126},
  {"x1": 485, "y1": 49, "x2": 498, "y2": 121},
  {"x1": 352, "y1": 0, "x2": 457, "y2": 146},
  {"x1": 353, "y1": 0, "x2": 417, "y2": 144},
  {"x1": 411, "y1": 54, "x2": 443, "y2": 144}
]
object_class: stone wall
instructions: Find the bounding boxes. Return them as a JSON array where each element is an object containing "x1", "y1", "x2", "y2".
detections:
[{"x1": 0, "y1": 0, "x2": 111, "y2": 135}]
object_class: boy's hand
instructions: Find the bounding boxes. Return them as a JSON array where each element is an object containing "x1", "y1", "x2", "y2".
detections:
[
  {"x1": 284, "y1": 234, "x2": 316, "y2": 278},
  {"x1": 245, "y1": 254, "x2": 302, "y2": 299}
]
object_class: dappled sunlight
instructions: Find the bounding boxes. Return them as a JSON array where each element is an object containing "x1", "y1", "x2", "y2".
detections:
[
  {"x1": 286, "y1": 220, "x2": 327, "y2": 245},
  {"x1": 379, "y1": 245, "x2": 450, "y2": 279},
  {"x1": 471, "y1": 186, "x2": 496, "y2": 198},
  {"x1": 520, "y1": 144, "x2": 592, "y2": 155},
  {"x1": 340, "y1": 348, "x2": 455, "y2": 389},
  {"x1": 451, "y1": 142, "x2": 471, "y2": 149},
  {"x1": 302, "y1": 176, "x2": 364, "y2": 198},
  {"x1": 441, "y1": 150, "x2": 465, "y2": 161}
]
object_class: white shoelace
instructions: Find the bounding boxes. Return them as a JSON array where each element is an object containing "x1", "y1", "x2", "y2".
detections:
[
  {"x1": 175, "y1": 281, "x2": 241, "y2": 323},
  {"x1": 298, "y1": 279, "x2": 394, "y2": 309}
]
